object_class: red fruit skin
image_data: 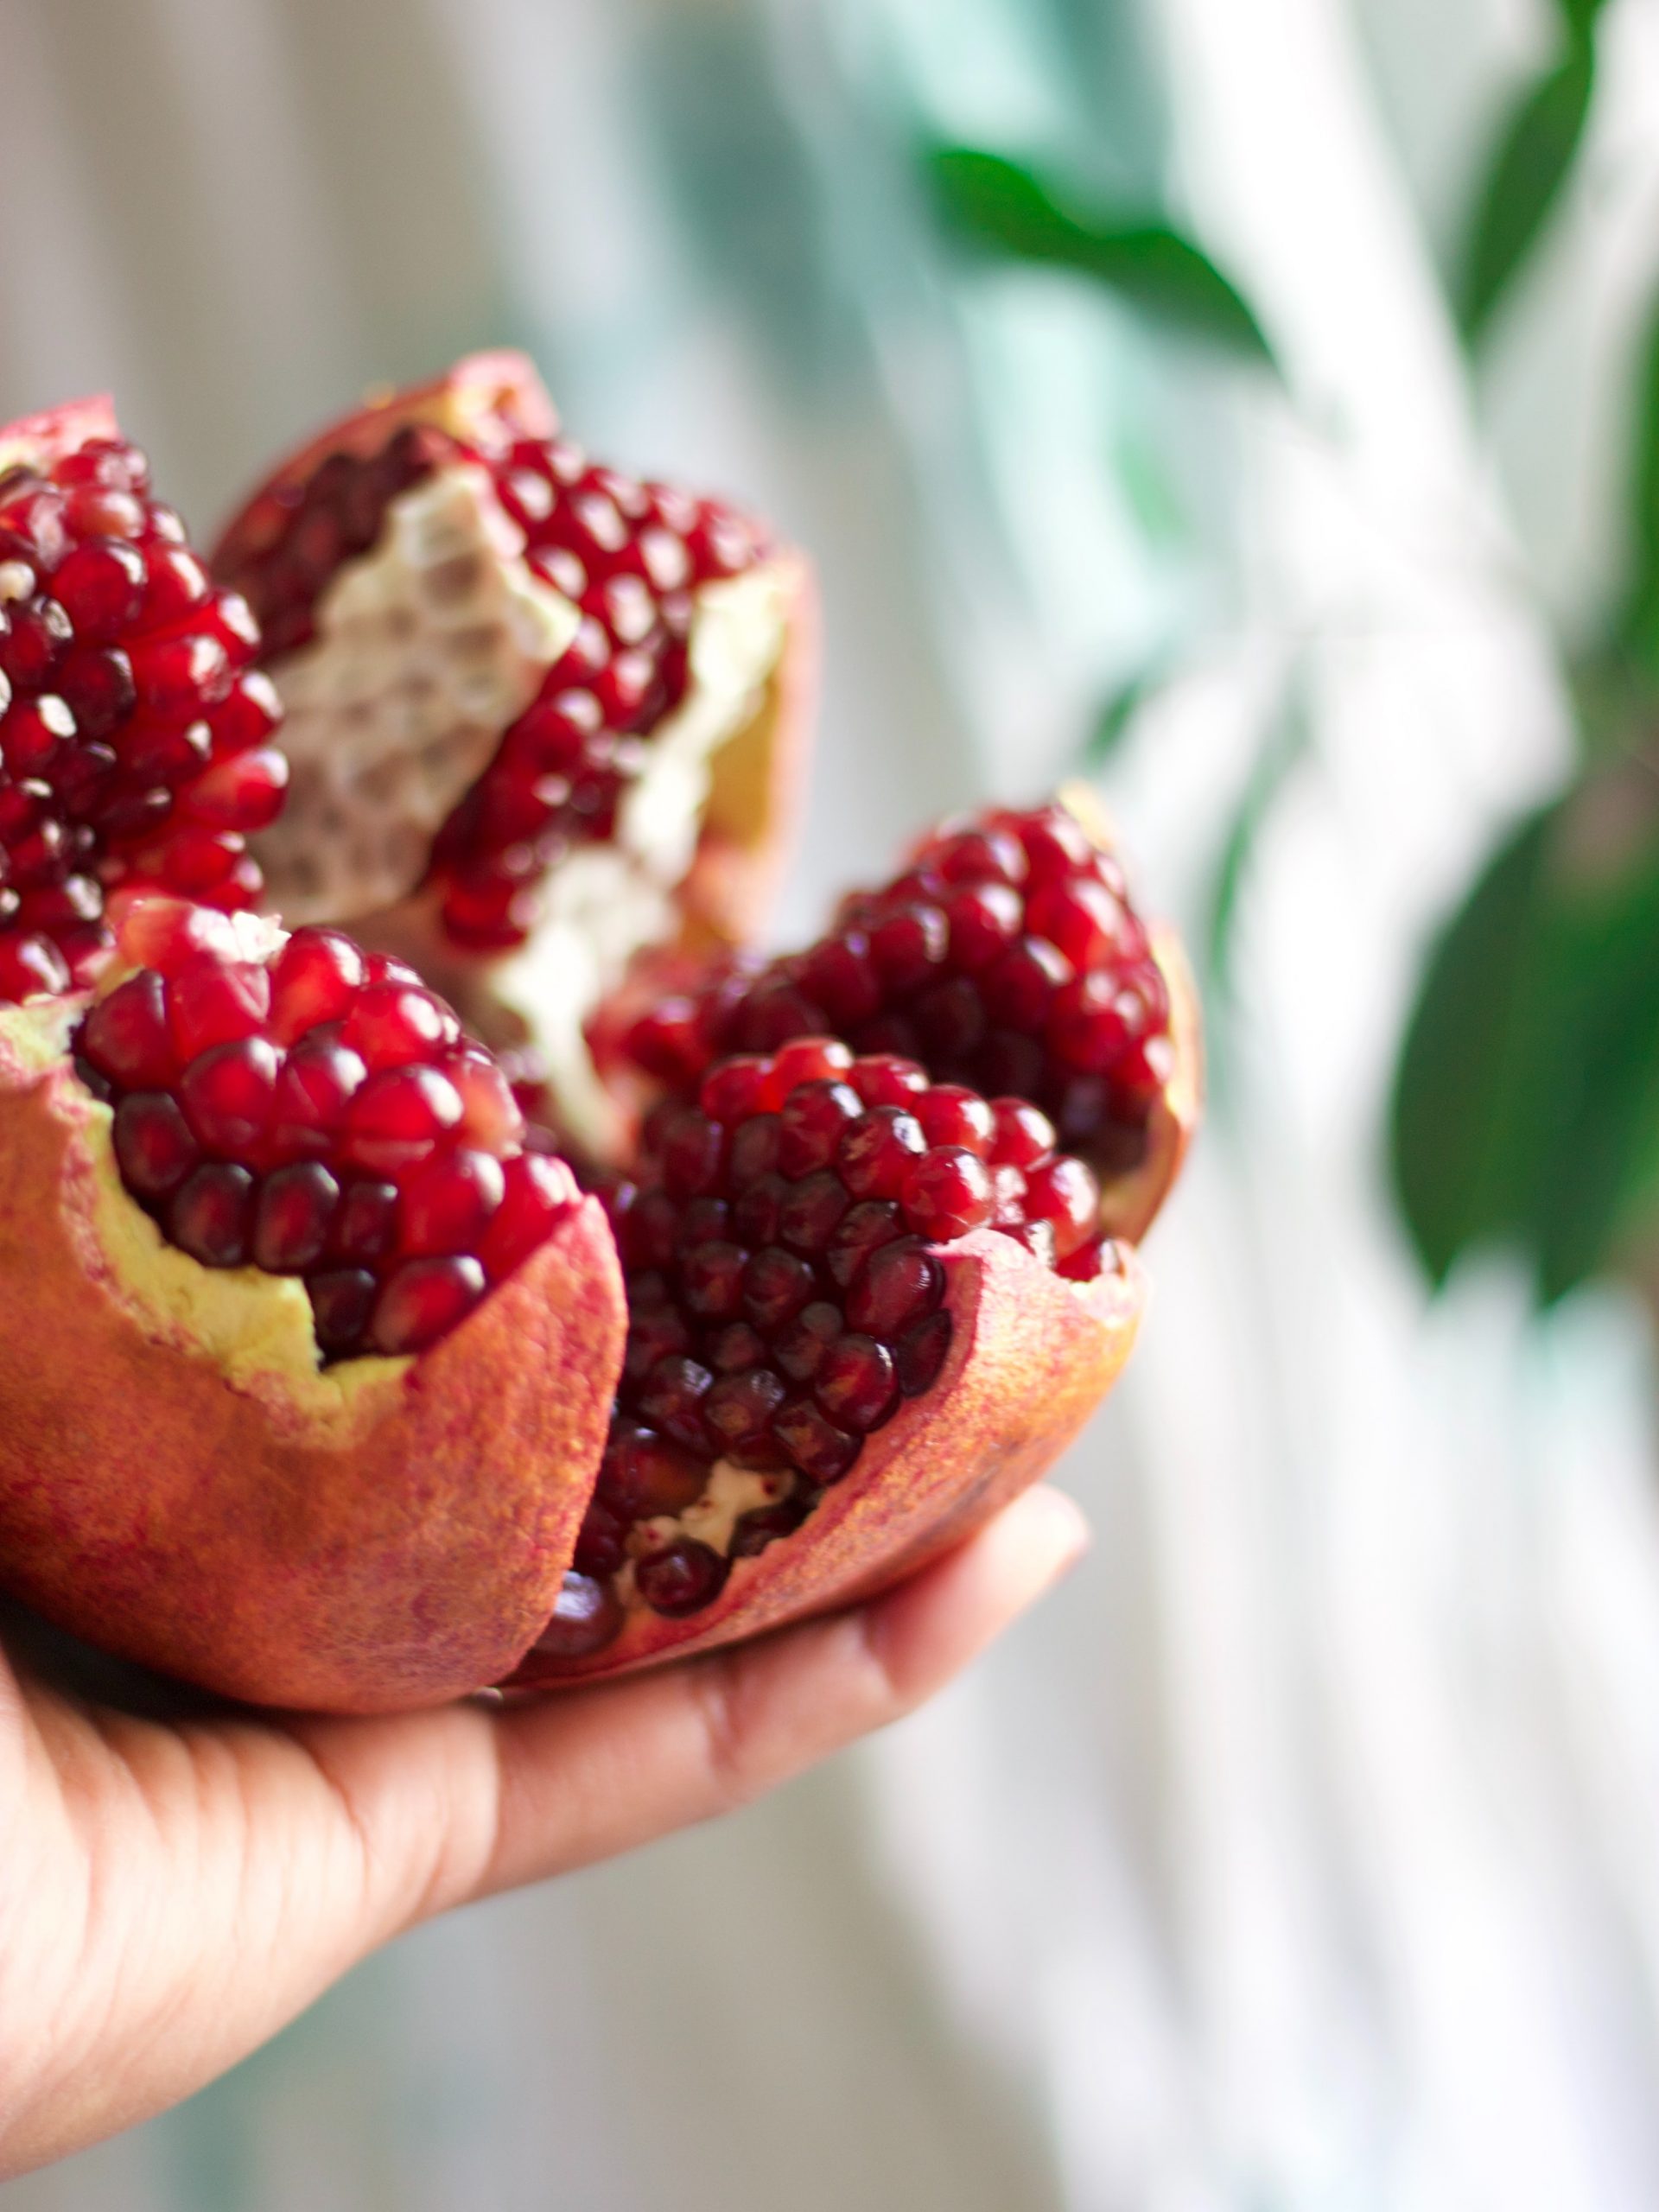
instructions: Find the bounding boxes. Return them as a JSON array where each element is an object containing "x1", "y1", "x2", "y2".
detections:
[
  {"x1": 0, "y1": 1004, "x2": 626, "y2": 1714},
  {"x1": 0, "y1": 395, "x2": 120, "y2": 471},
  {"x1": 209, "y1": 352, "x2": 558, "y2": 576},
  {"x1": 508, "y1": 1228, "x2": 1142, "y2": 1688}
]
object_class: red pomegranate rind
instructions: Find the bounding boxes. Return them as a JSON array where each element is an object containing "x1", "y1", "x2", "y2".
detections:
[
  {"x1": 0, "y1": 1007, "x2": 626, "y2": 1713},
  {"x1": 510, "y1": 1229, "x2": 1140, "y2": 1686},
  {"x1": 0, "y1": 397, "x2": 282, "y2": 1007}
]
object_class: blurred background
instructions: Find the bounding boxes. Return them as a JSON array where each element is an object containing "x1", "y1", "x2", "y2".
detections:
[{"x1": 10, "y1": 0, "x2": 1659, "y2": 2203}]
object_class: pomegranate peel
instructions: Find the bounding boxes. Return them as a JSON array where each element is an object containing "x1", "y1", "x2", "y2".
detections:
[{"x1": 0, "y1": 990, "x2": 626, "y2": 1713}]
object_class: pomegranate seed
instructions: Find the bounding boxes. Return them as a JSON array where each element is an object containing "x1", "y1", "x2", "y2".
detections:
[
  {"x1": 369, "y1": 1255, "x2": 486, "y2": 1355},
  {"x1": 1021, "y1": 1154, "x2": 1101, "y2": 1260},
  {"x1": 815, "y1": 1335, "x2": 899, "y2": 1433},
  {"x1": 896, "y1": 1311, "x2": 953, "y2": 1396},
  {"x1": 330, "y1": 1178, "x2": 400, "y2": 1264},
  {"x1": 844, "y1": 1239, "x2": 943, "y2": 1337},
  {"x1": 902, "y1": 1147, "x2": 995, "y2": 1239},
  {"x1": 741, "y1": 1245, "x2": 816, "y2": 1330},
  {"x1": 270, "y1": 1034, "x2": 367, "y2": 1157},
  {"x1": 307, "y1": 1268, "x2": 378, "y2": 1355},
  {"x1": 341, "y1": 982, "x2": 460, "y2": 1071},
  {"x1": 479, "y1": 1153, "x2": 575, "y2": 1282},
  {"x1": 251, "y1": 1161, "x2": 339, "y2": 1273},
  {"x1": 530, "y1": 1573, "x2": 624, "y2": 1660},
  {"x1": 772, "y1": 1300, "x2": 842, "y2": 1382},
  {"x1": 397, "y1": 1147, "x2": 505, "y2": 1256},
  {"x1": 178, "y1": 1037, "x2": 279, "y2": 1154},
  {"x1": 168, "y1": 1161, "x2": 253, "y2": 1268},
  {"x1": 702, "y1": 1367, "x2": 786, "y2": 1450},
  {"x1": 772, "y1": 1400, "x2": 859, "y2": 1484},
  {"x1": 778, "y1": 1168, "x2": 851, "y2": 1253},
  {"x1": 777, "y1": 1078, "x2": 861, "y2": 1174},
  {"x1": 79, "y1": 971, "x2": 175, "y2": 1087},
  {"x1": 112, "y1": 1091, "x2": 198, "y2": 1198},
  {"x1": 341, "y1": 1065, "x2": 462, "y2": 1174},
  {"x1": 988, "y1": 1097, "x2": 1057, "y2": 1167},
  {"x1": 634, "y1": 1539, "x2": 728, "y2": 1618},
  {"x1": 709, "y1": 1321, "x2": 767, "y2": 1372},
  {"x1": 837, "y1": 1108, "x2": 926, "y2": 1200},
  {"x1": 165, "y1": 952, "x2": 270, "y2": 1059}
]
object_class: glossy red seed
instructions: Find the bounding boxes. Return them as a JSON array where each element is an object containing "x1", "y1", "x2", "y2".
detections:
[
  {"x1": 815, "y1": 1334, "x2": 900, "y2": 1432},
  {"x1": 270, "y1": 1034, "x2": 367, "y2": 1158},
  {"x1": 0, "y1": 932, "x2": 70, "y2": 1001},
  {"x1": 251, "y1": 1160, "x2": 339, "y2": 1272},
  {"x1": 777, "y1": 1078, "x2": 861, "y2": 1175},
  {"x1": 178, "y1": 1036, "x2": 279, "y2": 1153},
  {"x1": 634, "y1": 1539, "x2": 728, "y2": 1618},
  {"x1": 777, "y1": 1168, "x2": 851, "y2": 1254},
  {"x1": 479, "y1": 1153, "x2": 577, "y2": 1282},
  {"x1": 702, "y1": 1367, "x2": 787, "y2": 1449},
  {"x1": 529, "y1": 1572, "x2": 624, "y2": 1659},
  {"x1": 771, "y1": 1300, "x2": 842, "y2": 1382},
  {"x1": 913, "y1": 1084, "x2": 995, "y2": 1154},
  {"x1": 772, "y1": 1399, "x2": 859, "y2": 1484},
  {"x1": 847, "y1": 1055, "x2": 928, "y2": 1109},
  {"x1": 341, "y1": 982, "x2": 460, "y2": 1071},
  {"x1": 445, "y1": 1047, "x2": 526, "y2": 1152},
  {"x1": 165, "y1": 952, "x2": 270, "y2": 1059},
  {"x1": 901, "y1": 1146, "x2": 995, "y2": 1239},
  {"x1": 709, "y1": 1321, "x2": 767, "y2": 1372},
  {"x1": 112, "y1": 1090, "x2": 198, "y2": 1198},
  {"x1": 601, "y1": 1424, "x2": 707, "y2": 1516},
  {"x1": 306, "y1": 1268, "x2": 378, "y2": 1355},
  {"x1": 268, "y1": 927, "x2": 365, "y2": 1044},
  {"x1": 844, "y1": 1239, "x2": 943, "y2": 1337},
  {"x1": 824, "y1": 1198, "x2": 905, "y2": 1289},
  {"x1": 1021, "y1": 1154, "x2": 1102, "y2": 1260},
  {"x1": 988, "y1": 1096, "x2": 1057, "y2": 1166},
  {"x1": 341, "y1": 1065, "x2": 462, "y2": 1174},
  {"x1": 679, "y1": 1239, "x2": 747, "y2": 1320},
  {"x1": 79, "y1": 971, "x2": 175, "y2": 1086},
  {"x1": 837, "y1": 1107, "x2": 926, "y2": 1200},
  {"x1": 741, "y1": 1245, "x2": 816, "y2": 1331},
  {"x1": 728, "y1": 1112, "x2": 782, "y2": 1187},
  {"x1": 398, "y1": 1147, "x2": 505, "y2": 1257},
  {"x1": 168, "y1": 1161, "x2": 254, "y2": 1268},
  {"x1": 369, "y1": 1255, "x2": 486, "y2": 1355},
  {"x1": 639, "y1": 1355, "x2": 715, "y2": 1450},
  {"x1": 896, "y1": 1310, "x2": 953, "y2": 1396}
]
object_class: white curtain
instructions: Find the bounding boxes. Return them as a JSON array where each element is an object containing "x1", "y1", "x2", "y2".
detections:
[{"x1": 10, "y1": 1, "x2": 1659, "y2": 2205}]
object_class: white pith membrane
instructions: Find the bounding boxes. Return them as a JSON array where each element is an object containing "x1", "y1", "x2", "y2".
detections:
[
  {"x1": 486, "y1": 561, "x2": 791, "y2": 1160},
  {"x1": 612, "y1": 1460, "x2": 785, "y2": 1605},
  {"x1": 0, "y1": 923, "x2": 416, "y2": 1427},
  {"x1": 253, "y1": 465, "x2": 580, "y2": 921},
  {"x1": 251, "y1": 450, "x2": 792, "y2": 1160}
]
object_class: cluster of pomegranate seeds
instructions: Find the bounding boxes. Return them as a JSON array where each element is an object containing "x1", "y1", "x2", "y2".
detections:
[
  {"x1": 0, "y1": 434, "x2": 283, "y2": 1006},
  {"x1": 218, "y1": 421, "x2": 769, "y2": 954},
  {"x1": 625, "y1": 804, "x2": 1173, "y2": 1177},
  {"x1": 73, "y1": 899, "x2": 579, "y2": 1361},
  {"x1": 552, "y1": 1035, "x2": 1108, "y2": 1648}
]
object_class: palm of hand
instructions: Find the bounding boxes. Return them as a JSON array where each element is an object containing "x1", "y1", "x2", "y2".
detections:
[{"x1": 0, "y1": 1486, "x2": 1084, "y2": 2177}]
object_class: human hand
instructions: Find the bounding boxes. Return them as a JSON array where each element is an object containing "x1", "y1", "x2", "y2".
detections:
[{"x1": 0, "y1": 1484, "x2": 1087, "y2": 2177}]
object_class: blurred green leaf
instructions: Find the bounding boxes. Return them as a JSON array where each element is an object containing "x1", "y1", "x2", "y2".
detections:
[
  {"x1": 1554, "y1": 0, "x2": 1610, "y2": 38},
  {"x1": 1457, "y1": 48, "x2": 1595, "y2": 346},
  {"x1": 1616, "y1": 293, "x2": 1659, "y2": 677},
  {"x1": 1083, "y1": 657, "x2": 1165, "y2": 769},
  {"x1": 1389, "y1": 808, "x2": 1559, "y2": 1283},
  {"x1": 1205, "y1": 681, "x2": 1311, "y2": 993},
  {"x1": 1533, "y1": 853, "x2": 1659, "y2": 1296},
  {"x1": 928, "y1": 146, "x2": 1276, "y2": 371}
]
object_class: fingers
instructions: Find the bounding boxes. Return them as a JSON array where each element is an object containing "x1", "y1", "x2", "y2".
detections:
[{"x1": 460, "y1": 1484, "x2": 1090, "y2": 1904}]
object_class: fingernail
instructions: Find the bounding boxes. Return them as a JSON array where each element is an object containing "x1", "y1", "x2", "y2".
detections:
[{"x1": 1019, "y1": 1484, "x2": 1092, "y2": 1586}]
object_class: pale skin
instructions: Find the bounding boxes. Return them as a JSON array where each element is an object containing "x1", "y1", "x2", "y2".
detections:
[{"x1": 0, "y1": 1484, "x2": 1087, "y2": 2177}]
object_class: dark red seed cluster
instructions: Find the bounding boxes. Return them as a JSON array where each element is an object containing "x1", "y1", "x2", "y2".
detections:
[
  {"x1": 559, "y1": 1035, "x2": 1107, "y2": 1638},
  {"x1": 625, "y1": 804, "x2": 1173, "y2": 1176},
  {"x1": 73, "y1": 900, "x2": 578, "y2": 1360},
  {"x1": 219, "y1": 421, "x2": 769, "y2": 956},
  {"x1": 0, "y1": 434, "x2": 283, "y2": 1007}
]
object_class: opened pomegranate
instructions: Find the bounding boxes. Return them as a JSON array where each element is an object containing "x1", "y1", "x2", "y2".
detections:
[
  {"x1": 0, "y1": 893, "x2": 626, "y2": 1712},
  {"x1": 511, "y1": 1037, "x2": 1142, "y2": 1681},
  {"x1": 212, "y1": 353, "x2": 816, "y2": 1158},
  {"x1": 0, "y1": 397, "x2": 282, "y2": 1006},
  {"x1": 603, "y1": 795, "x2": 1196, "y2": 1242}
]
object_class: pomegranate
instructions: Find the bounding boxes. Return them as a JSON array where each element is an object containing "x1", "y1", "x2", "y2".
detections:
[
  {"x1": 0, "y1": 893, "x2": 626, "y2": 1712},
  {"x1": 0, "y1": 397, "x2": 282, "y2": 1006},
  {"x1": 601, "y1": 793, "x2": 1198, "y2": 1241},
  {"x1": 212, "y1": 353, "x2": 816, "y2": 1159},
  {"x1": 510, "y1": 1038, "x2": 1144, "y2": 1682}
]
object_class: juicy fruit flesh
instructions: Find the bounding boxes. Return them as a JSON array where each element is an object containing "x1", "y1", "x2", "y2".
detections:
[
  {"x1": 216, "y1": 422, "x2": 770, "y2": 955},
  {"x1": 625, "y1": 804, "x2": 1173, "y2": 1178},
  {"x1": 544, "y1": 1035, "x2": 1109, "y2": 1657},
  {"x1": 75, "y1": 901, "x2": 578, "y2": 1361},
  {"x1": 0, "y1": 433, "x2": 282, "y2": 1005}
]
